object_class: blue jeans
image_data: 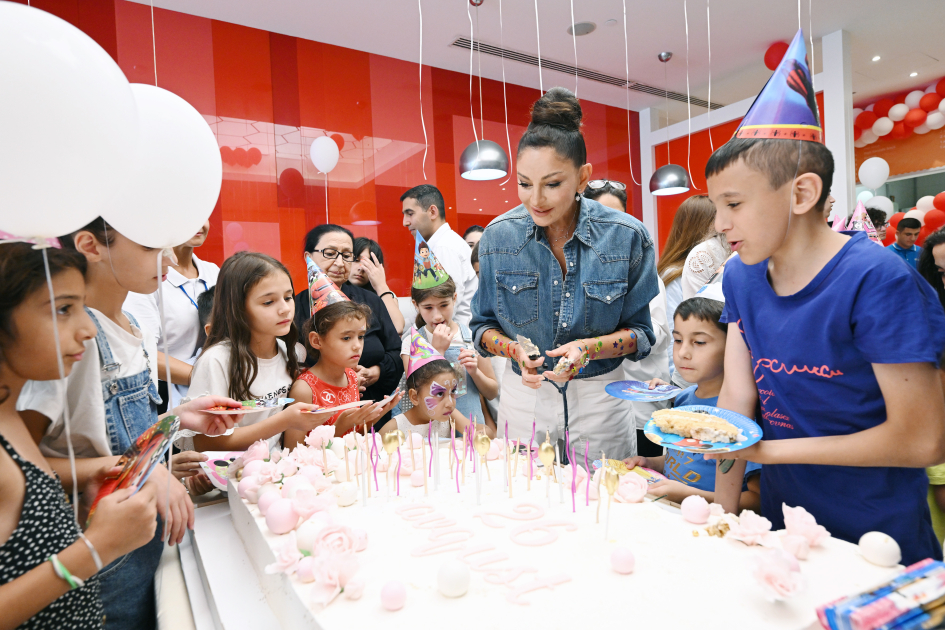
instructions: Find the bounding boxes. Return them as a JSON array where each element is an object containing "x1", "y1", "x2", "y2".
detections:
[{"x1": 88, "y1": 309, "x2": 164, "y2": 630}]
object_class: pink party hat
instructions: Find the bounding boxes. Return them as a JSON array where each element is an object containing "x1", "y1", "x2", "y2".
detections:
[
  {"x1": 848, "y1": 201, "x2": 883, "y2": 243},
  {"x1": 832, "y1": 214, "x2": 847, "y2": 232},
  {"x1": 406, "y1": 326, "x2": 444, "y2": 377}
]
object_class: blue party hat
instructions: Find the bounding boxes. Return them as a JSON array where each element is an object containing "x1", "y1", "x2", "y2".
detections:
[{"x1": 736, "y1": 30, "x2": 822, "y2": 143}]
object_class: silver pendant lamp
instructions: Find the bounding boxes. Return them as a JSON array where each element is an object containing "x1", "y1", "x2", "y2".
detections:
[
  {"x1": 649, "y1": 51, "x2": 690, "y2": 196},
  {"x1": 459, "y1": 0, "x2": 509, "y2": 181}
]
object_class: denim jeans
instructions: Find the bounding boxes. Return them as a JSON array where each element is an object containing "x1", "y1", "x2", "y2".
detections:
[{"x1": 87, "y1": 309, "x2": 164, "y2": 630}]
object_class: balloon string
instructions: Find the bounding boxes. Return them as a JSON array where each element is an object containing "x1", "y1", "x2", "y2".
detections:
[
  {"x1": 622, "y1": 0, "x2": 640, "y2": 187},
  {"x1": 498, "y1": 0, "x2": 513, "y2": 186},
  {"x1": 809, "y1": 0, "x2": 815, "y2": 85},
  {"x1": 466, "y1": 2, "x2": 479, "y2": 147},
  {"x1": 418, "y1": 0, "x2": 428, "y2": 181},
  {"x1": 684, "y1": 0, "x2": 699, "y2": 190},
  {"x1": 157, "y1": 251, "x2": 173, "y2": 543},
  {"x1": 569, "y1": 0, "x2": 578, "y2": 96},
  {"x1": 150, "y1": 0, "x2": 157, "y2": 86},
  {"x1": 42, "y1": 248, "x2": 80, "y2": 520},
  {"x1": 476, "y1": 4, "x2": 484, "y2": 141},
  {"x1": 324, "y1": 173, "x2": 329, "y2": 224},
  {"x1": 707, "y1": 0, "x2": 714, "y2": 152},
  {"x1": 534, "y1": 0, "x2": 543, "y2": 94}
]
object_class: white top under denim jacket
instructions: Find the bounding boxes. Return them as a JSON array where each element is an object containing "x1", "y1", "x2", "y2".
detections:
[{"x1": 470, "y1": 197, "x2": 659, "y2": 379}]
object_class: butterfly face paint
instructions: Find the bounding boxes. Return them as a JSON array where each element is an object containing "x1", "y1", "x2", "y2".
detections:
[{"x1": 423, "y1": 378, "x2": 459, "y2": 418}]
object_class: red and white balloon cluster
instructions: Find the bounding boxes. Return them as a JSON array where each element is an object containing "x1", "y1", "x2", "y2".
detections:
[
  {"x1": 854, "y1": 79, "x2": 945, "y2": 147},
  {"x1": 220, "y1": 146, "x2": 263, "y2": 168},
  {"x1": 884, "y1": 194, "x2": 945, "y2": 247}
]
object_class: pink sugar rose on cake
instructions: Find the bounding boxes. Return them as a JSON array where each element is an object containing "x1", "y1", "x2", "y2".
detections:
[
  {"x1": 782, "y1": 504, "x2": 830, "y2": 547},
  {"x1": 305, "y1": 425, "x2": 336, "y2": 449},
  {"x1": 265, "y1": 532, "x2": 303, "y2": 576},
  {"x1": 781, "y1": 534, "x2": 811, "y2": 560},
  {"x1": 276, "y1": 458, "x2": 298, "y2": 479},
  {"x1": 751, "y1": 549, "x2": 805, "y2": 601},
  {"x1": 292, "y1": 488, "x2": 333, "y2": 520},
  {"x1": 562, "y1": 463, "x2": 588, "y2": 487},
  {"x1": 727, "y1": 510, "x2": 778, "y2": 547},
  {"x1": 310, "y1": 552, "x2": 360, "y2": 607},
  {"x1": 244, "y1": 439, "x2": 270, "y2": 464},
  {"x1": 614, "y1": 472, "x2": 648, "y2": 503},
  {"x1": 255, "y1": 461, "x2": 280, "y2": 484},
  {"x1": 312, "y1": 524, "x2": 359, "y2": 556}
]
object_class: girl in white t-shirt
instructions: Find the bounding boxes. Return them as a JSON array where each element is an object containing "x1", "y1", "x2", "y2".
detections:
[{"x1": 190, "y1": 252, "x2": 332, "y2": 452}]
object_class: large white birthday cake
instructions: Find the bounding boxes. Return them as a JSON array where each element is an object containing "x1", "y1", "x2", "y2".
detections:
[{"x1": 228, "y1": 428, "x2": 900, "y2": 629}]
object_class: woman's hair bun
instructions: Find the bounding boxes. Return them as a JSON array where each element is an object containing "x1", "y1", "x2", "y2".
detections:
[{"x1": 529, "y1": 87, "x2": 582, "y2": 132}]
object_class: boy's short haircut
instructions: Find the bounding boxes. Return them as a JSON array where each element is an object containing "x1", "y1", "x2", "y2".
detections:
[
  {"x1": 197, "y1": 286, "x2": 215, "y2": 328},
  {"x1": 401, "y1": 184, "x2": 446, "y2": 219},
  {"x1": 705, "y1": 138, "x2": 834, "y2": 212},
  {"x1": 898, "y1": 218, "x2": 922, "y2": 232},
  {"x1": 674, "y1": 297, "x2": 726, "y2": 333}
]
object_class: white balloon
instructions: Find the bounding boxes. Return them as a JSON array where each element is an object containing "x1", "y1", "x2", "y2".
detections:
[
  {"x1": 926, "y1": 84, "x2": 939, "y2": 94},
  {"x1": 852, "y1": 107, "x2": 863, "y2": 118},
  {"x1": 905, "y1": 90, "x2": 925, "y2": 109},
  {"x1": 0, "y1": 3, "x2": 138, "y2": 238},
  {"x1": 872, "y1": 117, "x2": 894, "y2": 137},
  {"x1": 939, "y1": 99, "x2": 945, "y2": 114},
  {"x1": 102, "y1": 85, "x2": 222, "y2": 248},
  {"x1": 866, "y1": 196, "x2": 894, "y2": 216},
  {"x1": 857, "y1": 190, "x2": 874, "y2": 203},
  {"x1": 888, "y1": 104, "x2": 909, "y2": 122},
  {"x1": 927, "y1": 112, "x2": 945, "y2": 130},
  {"x1": 904, "y1": 209, "x2": 926, "y2": 226},
  {"x1": 310, "y1": 136, "x2": 340, "y2": 173},
  {"x1": 861, "y1": 129, "x2": 878, "y2": 144},
  {"x1": 866, "y1": 103, "x2": 875, "y2": 111},
  {"x1": 854, "y1": 139, "x2": 867, "y2": 148},
  {"x1": 914, "y1": 123, "x2": 932, "y2": 134},
  {"x1": 858, "y1": 157, "x2": 890, "y2": 190},
  {"x1": 917, "y1": 196, "x2": 936, "y2": 211}
]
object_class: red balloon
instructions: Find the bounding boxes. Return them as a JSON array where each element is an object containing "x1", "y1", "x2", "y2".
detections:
[
  {"x1": 330, "y1": 134, "x2": 346, "y2": 152},
  {"x1": 278, "y1": 168, "x2": 305, "y2": 200},
  {"x1": 764, "y1": 42, "x2": 790, "y2": 71},
  {"x1": 233, "y1": 147, "x2": 249, "y2": 167},
  {"x1": 895, "y1": 93, "x2": 908, "y2": 104},
  {"x1": 220, "y1": 146, "x2": 234, "y2": 166},
  {"x1": 888, "y1": 212, "x2": 905, "y2": 230},
  {"x1": 890, "y1": 121, "x2": 912, "y2": 139},
  {"x1": 926, "y1": 209, "x2": 945, "y2": 232},
  {"x1": 917, "y1": 225, "x2": 932, "y2": 248},
  {"x1": 920, "y1": 93, "x2": 943, "y2": 112},
  {"x1": 904, "y1": 108, "x2": 927, "y2": 128},
  {"x1": 934, "y1": 192, "x2": 945, "y2": 211},
  {"x1": 937, "y1": 78, "x2": 945, "y2": 98},
  {"x1": 853, "y1": 126, "x2": 863, "y2": 141},
  {"x1": 856, "y1": 111, "x2": 878, "y2": 129},
  {"x1": 882, "y1": 231, "x2": 896, "y2": 246},
  {"x1": 247, "y1": 147, "x2": 262, "y2": 166},
  {"x1": 873, "y1": 98, "x2": 895, "y2": 118}
]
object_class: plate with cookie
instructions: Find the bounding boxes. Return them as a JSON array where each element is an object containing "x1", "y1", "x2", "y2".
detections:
[
  {"x1": 605, "y1": 379, "x2": 683, "y2": 402},
  {"x1": 643, "y1": 405, "x2": 761, "y2": 454}
]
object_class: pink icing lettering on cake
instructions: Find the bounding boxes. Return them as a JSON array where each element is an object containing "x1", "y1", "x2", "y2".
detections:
[
  {"x1": 509, "y1": 520, "x2": 579, "y2": 546},
  {"x1": 484, "y1": 566, "x2": 538, "y2": 585},
  {"x1": 475, "y1": 502, "x2": 545, "y2": 528},
  {"x1": 412, "y1": 514, "x2": 458, "y2": 530},
  {"x1": 411, "y1": 528, "x2": 475, "y2": 557},
  {"x1": 505, "y1": 573, "x2": 572, "y2": 605},
  {"x1": 456, "y1": 543, "x2": 510, "y2": 571}
]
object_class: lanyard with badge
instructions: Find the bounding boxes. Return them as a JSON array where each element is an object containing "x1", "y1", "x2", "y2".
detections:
[{"x1": 178, "y1": 279, "x2": 209, "y2": 309}]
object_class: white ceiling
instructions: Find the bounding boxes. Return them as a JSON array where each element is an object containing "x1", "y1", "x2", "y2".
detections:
[{"x1": 132, "y1": 0, "x2": 945, "y2": 126}]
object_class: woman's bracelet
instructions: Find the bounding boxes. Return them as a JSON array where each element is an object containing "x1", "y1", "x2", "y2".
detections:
[
  {"x1": 378, "y1": 291, "x2": 395, "y2": 300},
  {"x1": 49, "y1": 554, "x2": 85, "y2": 590},
  {"x1": 78, "y1": 533, "x2": 103, "y2": 572}
]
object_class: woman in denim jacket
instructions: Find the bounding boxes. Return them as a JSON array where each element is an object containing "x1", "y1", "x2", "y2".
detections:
[{"x1": 470, "y1": 87, "x2": 659, "y2": 460}]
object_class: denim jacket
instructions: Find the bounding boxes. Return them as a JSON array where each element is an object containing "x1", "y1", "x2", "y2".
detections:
[{"x1": 470, "y1": 197, "x2": 658, "y2": 380}]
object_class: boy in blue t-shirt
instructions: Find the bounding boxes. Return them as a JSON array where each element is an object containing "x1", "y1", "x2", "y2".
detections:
[
  {"x1": 625, "y1": 287, "x2": 761, "y2": 510},
  {"x1": 704, "y1": 32, "x2": 945, "y2": 565}
]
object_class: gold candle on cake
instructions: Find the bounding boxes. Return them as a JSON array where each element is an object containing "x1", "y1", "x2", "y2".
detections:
[{"x1": 538, "y1": 432, "x2": 555, "y2": 507}]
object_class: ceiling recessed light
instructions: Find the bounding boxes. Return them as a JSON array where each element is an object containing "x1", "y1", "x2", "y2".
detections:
[
  {"x1": 473, "y1": 198, "x2": 476, "y2": 200},
  {"x1": 604, "y1": 18, "x2": 618, "y2": 27},
  {"x1": 567, "y1": 21, "x2": 597, "y2": 36},
  {"x1": 911, "y1": 72, "x2": 918, "y2": 77},
  {"x1": 872, "y1": 55, "x2": 881, "y2": 62},
  {"x1": 479, "y1": 209, "x2": 482, "y2": 212}
]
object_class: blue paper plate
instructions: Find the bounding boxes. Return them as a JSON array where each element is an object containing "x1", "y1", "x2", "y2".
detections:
[
  {"x1": 606, "y1": 380, "x2": 683, "y2": 402},
  {"x1": 643, "y1": 405, "x2": 762, "y2": 454}
]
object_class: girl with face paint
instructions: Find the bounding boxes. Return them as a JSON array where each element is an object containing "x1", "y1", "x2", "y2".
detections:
[{"x1": 381, "y1": 360, "x2": 472, "y2": 439}]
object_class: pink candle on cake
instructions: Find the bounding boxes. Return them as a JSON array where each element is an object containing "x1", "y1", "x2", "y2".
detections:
[{"x1": 584, "y1": 440, "x2": 590, "y2": 506}]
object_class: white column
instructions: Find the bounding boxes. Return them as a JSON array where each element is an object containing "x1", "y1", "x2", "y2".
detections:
[{"x1": 821, "y1": 29, "x2": 854, "y2": 220}]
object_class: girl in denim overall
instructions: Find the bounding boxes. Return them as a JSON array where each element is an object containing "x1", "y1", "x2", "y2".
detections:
[{"x1": 401, "y1": 276, "x2": 498, "y2": 434}]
